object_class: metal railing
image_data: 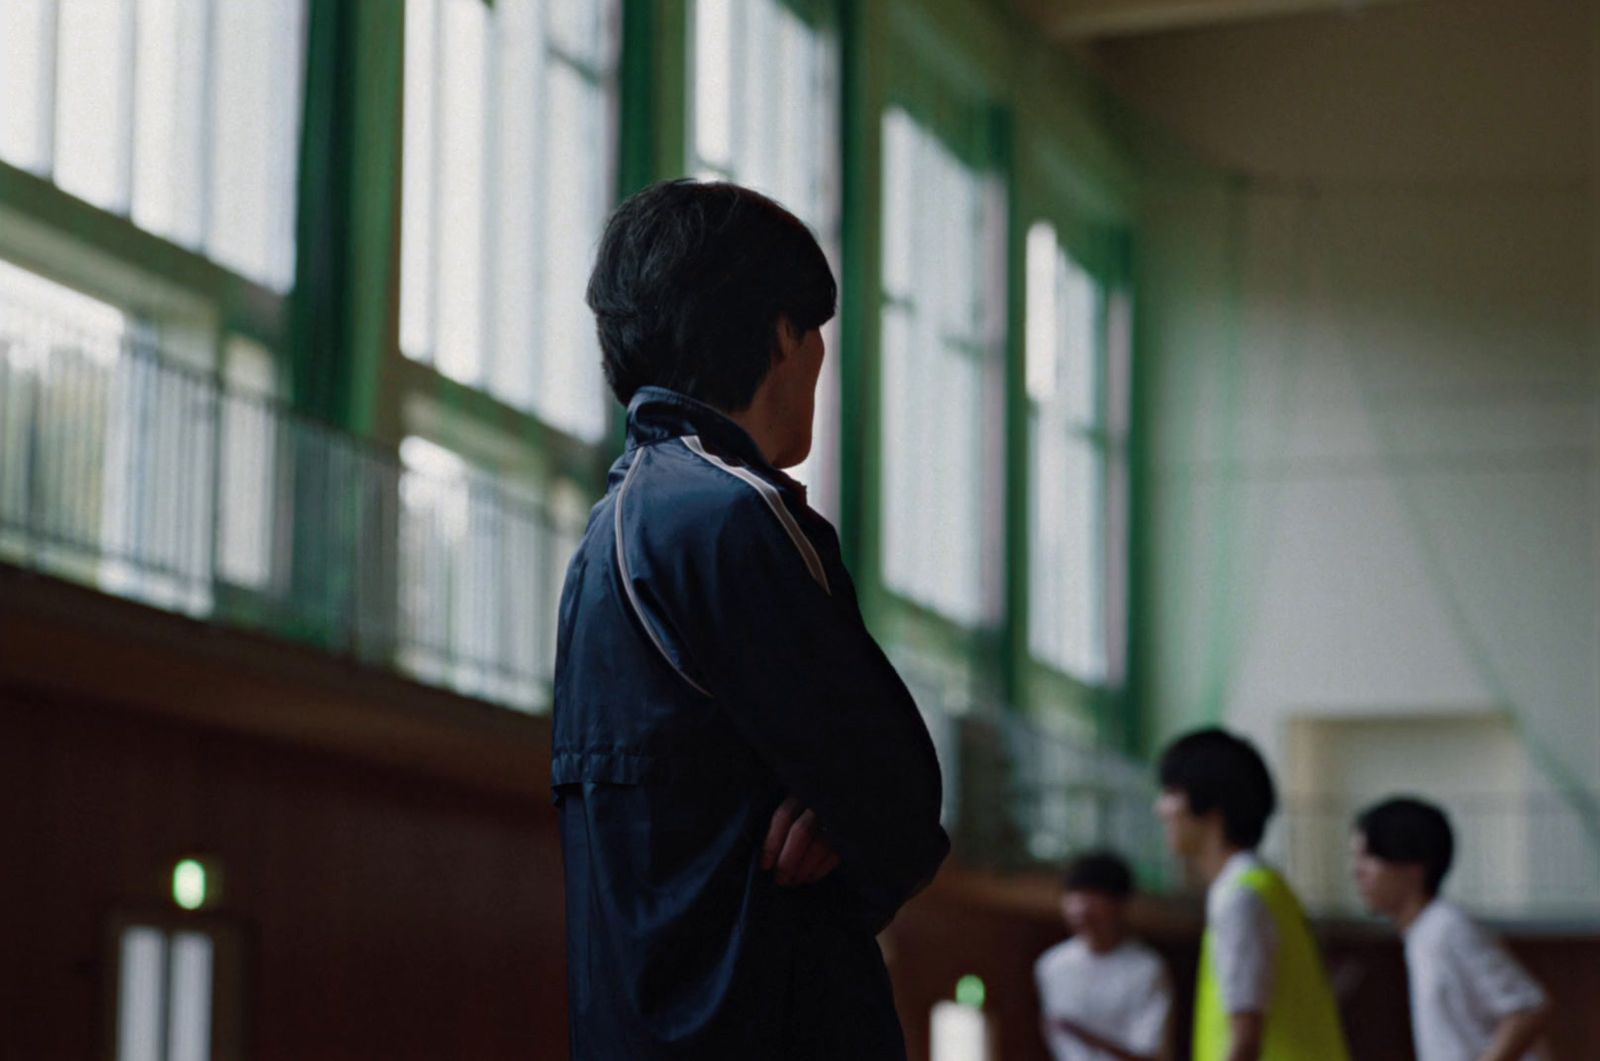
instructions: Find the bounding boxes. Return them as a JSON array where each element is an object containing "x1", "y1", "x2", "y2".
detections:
[
  {"x1": 0, "y1": 284, "x2": 581, "y2": 712},
  {"x1": 898, "y1": 657, "x2": 1172, "y2": 883},
  {"x1": 0, "y1": 276, "x2": 1171, "y2": 882}
]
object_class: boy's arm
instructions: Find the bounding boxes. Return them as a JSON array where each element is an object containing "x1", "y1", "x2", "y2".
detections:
[
  {"x1": 1454, "y1": 917, "x2": 1549, "y2": 1061},
  {"x1": 1049, "y1": 1017, "x2": 1162, "y2": 1061},
  {"x1": 1478, "y1": 1005, "x2": 1549, "y2": 1061},
  {"x1": 1210, "y1": 887, "x2": 1275, "y2": 1061},
  {"x1": 1225, "y1": 1013, "x2": 1263, "y2": 1061},
  {"x1": 659, "y1": 489, "x2": 949, "y2": 925}
]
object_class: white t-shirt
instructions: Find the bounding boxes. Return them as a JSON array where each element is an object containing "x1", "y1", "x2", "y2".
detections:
[
  {"x1": 1034, "y1": 935, "x2": 1172, "y2": 1061},
  {"x1": 1404, "y1": 899, "x2": 1547, "y2": 1061},
  {"x1": 1206, "y1": 851, "x2": 1278, "y2": 1015}
]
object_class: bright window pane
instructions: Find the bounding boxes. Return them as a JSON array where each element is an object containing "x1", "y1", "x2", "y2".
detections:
[
  {"x1": 490, "y1": 0, "x2": 544, "y2": 410},
  {"x1": 547, "y1": 0, "x2": 607, "y2": 65},
  {"x1": 0, "y1": 257, "x2": 127, "y2": 567},
  {"x1": 1026, "y1": 222, "x2": 1059, "y2": 403},
  {"x1": 1030, "y1": 428, "x2": 1102, "y2": 678},
  {"x1": 132, "y1": 0, "x2": 207, "y2": 247},
  {"x1": 882, "y1": 109, "x2": 914, "y2": 297},
  {"x1": 879, "y1": 108, "x2": 998, "y2": 626},
  {"x1": 1027, "y1": 226, "x2": 1118, "y2": 680},
  {"x1": 116, "y1": 927, "x2": 165, "y2": 1061},
  {"x1": 54, "y1": 0, "x2": 133, "y2": 212},
  {"x1": 0, "y1": 258, "x2": 216, "y2": 616},
  {"x1": 219, "y1": 337, "x2": 279, "y2": 589},
  {"x1": 1105, "y1": 290, "x2": 1132, "y2": 683},
  {"x1": 168, "y1": 932, "x2": 215, "y2": 1061},
  {"x1": 433, "y1": 0, "x2": 489, "y2": 386},
  {"x1": 400, "y1": 0, "x2": 439, "y2": 361},
  {"x1": 1107, "y1": 291, "x2": 1133, "y2": 438},
  {"x1": 1061, "y1": 259, "x2": 1098, "y2": 426},
  {"x1": 209, "y1": 0, "x2": 304, "y2": 289},
  {"x1": 692, "y1": 0, "x2": 733, "y2": 169},
  {"x1": 538, "y1": 60, "x2": 607, "y2": 441},
  {"x1": 401, "y1": 0, "x2": 618, "y2": 442},
  {"x1": 13, "y1": 0, "x2": 304, "y2": 288},
  {"x1": 0, "y1": 0, "x2": 53, "y2": 172},
  {"x1": 399, "y1": 437, "x2": 549, "y2": 710}
]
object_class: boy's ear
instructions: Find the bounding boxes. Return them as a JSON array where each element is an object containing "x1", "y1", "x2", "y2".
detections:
[{"x1": 773, "y1": 314, "x2": 800, "y2": 360}]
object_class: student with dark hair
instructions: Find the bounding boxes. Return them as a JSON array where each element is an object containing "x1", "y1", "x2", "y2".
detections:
[
  {"x1": 1155, "y1": 729, "x2": 1348, "y2": 1061},
  {"x1": 1352, "y1": 797, "x2": 1549, "y2": 1061},
  {"x1": 553, "y1": 179, "x2": 949, "y2": 1059},
  {"x1": 1034, "y1": 851, "x2": 1172, "y2": 1061}
]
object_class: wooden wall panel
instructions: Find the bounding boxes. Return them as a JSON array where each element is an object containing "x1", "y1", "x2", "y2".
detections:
[{"x1": 0, "y1": 693, "x2": 566, "y2": 1061}]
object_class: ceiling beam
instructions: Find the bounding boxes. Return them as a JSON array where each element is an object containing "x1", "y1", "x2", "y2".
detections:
[{"x1": 1024, "y1": 0, "x2": 1430, "y2": 40}]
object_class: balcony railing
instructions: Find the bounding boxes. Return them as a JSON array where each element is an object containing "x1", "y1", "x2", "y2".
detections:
[
  {"x1": 0, "y1": 277, "x2": 582, "y2": 712},
  {"x1": 898, "y1": 657, "x2": 1171, "y2": 882},
  {"x1": 1, "y1": 271, "x2": 1173, "y2": 880}
]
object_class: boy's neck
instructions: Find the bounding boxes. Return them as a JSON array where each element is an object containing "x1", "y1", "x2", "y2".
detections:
[
  {"x1": 1084, "y1": 925, "x2": 1128, "y2": 956},
  {"x1": 1393, "y1": 892, "x2": 1435, "y2": 933},
  {"x1": 1196, "y1": 840, "x2": 1249, "y2": 888}
]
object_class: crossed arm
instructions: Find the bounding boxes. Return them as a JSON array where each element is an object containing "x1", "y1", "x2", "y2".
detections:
[
  {"x1": 661, "y1": 490, "x2": 949, "y2": 919},
  {"x1": 1225, "y1": 1013, "x2": 1264, "y2": 1061},
  {"x1": 763, "y1": 795, "x2": 841, "y2": 886},
  {"x1": 1479, "y1": 1005, "x2": 1550, "y2": 1061},
  {"x1": 1045, "y1": 1016, "x2": 1163, "y2": 1061}
]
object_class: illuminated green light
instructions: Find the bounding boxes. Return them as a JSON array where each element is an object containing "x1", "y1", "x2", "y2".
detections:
[
  {"x1": 172, "y1": 859, "x2": 207, "y2": 911},
  {"x1": 955, "y1": 974, "x2": 986, "y2": 1008}
]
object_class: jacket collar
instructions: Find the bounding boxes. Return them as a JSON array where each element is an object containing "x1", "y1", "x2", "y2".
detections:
[{"x1": 625, "y1": 386, "x2": 807, "y2": 499}]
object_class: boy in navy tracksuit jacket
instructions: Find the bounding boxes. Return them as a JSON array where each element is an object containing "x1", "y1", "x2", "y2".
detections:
[{"x1": 553, "y1": 179, "x2": 949, "y2": 1059}]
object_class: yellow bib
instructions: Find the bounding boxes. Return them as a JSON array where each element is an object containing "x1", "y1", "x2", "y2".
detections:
[{"x1": 1193, "y1": 864, "x2": 1351, "y2": 1061}]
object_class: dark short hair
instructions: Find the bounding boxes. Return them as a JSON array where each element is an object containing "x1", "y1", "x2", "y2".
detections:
[
  {"x1": 1355, "y1": 797, "x2": 1455, "y2": 896},
  {"x1": 1158, "y1": 728, "x2": 1278, "y2": 849},
  {"x1": 585, "y1": 179, "x2": 837, "y2": 411},
  {"x1": 1062, "y1": 851, "x2": 1135, "y2": 899}
]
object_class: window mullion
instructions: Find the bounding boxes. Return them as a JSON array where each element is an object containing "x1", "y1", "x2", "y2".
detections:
[
  {"x1": 426, "y1": 0, "x2": 446, "y2": 368},
  {"x1": 115, "y1": 0, "x2": 138, "y2": 214},
  {"x1": 197, "y1": 0, "x2": 217, "y2": 251},
  {"x1": 481, "y1": 2, "x2": 501, "y2": 401},
  {"x1": 729, "y1": 0, "x2": 747, "y2": 185},
  {"x1": 40, "y1": 0, "x2": 62, "y2": 177}
]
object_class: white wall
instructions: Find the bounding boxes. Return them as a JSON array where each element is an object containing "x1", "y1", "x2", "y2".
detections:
[{"x1": 1104, "y1": 0, "x2": 1600, "y2": 912}]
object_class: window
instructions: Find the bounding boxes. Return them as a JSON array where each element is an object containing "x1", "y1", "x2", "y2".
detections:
[
  {"x1": 401, "y1": 0, "x2": 621, "y2": 443},
  {"x1": 0, "y1": 0, "x2": 307, "y2": 291},
  {"x1": 0, "y1": 258, "x2": 216, "y2": 615},
  {"x1": 689, "y1": 0, "x2": 842, "y2": 515},
  {"x1": 112, "y1": 918, "x2": 245, "y2": 1061},
  {"x1": 1024, "y1": 221, "x2": 1130, "y2": 683},
  {"x1": 879, "y1": 107, "x2": 1005, "y2": 626},
  {"x1": 397, "y1": 437, "x2": 581, "y2": 711},
  {"x1": 216, "y1": 338, "x2": 283, "y2": 591}
]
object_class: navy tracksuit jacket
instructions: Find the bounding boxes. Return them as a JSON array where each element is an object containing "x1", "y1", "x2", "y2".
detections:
[{"x1": 552, "y1": 387, "x2": 950, "y2": 1059}]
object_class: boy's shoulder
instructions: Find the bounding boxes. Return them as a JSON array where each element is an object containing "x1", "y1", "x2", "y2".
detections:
[
  {"x1": 1035, "y1": 936, "x2": 1088, "y2": 978},
  {"x1": 621, "y1": 440, "x2": 787, "y2": 538},
  {"x1": 1408, "y1": 899, "x2": 1484, "y2": 956}
]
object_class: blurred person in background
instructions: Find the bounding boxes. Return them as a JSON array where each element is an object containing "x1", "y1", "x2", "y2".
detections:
[
  {"x1": 1034, "y1": 850, "x2": 1172, "y2": 1061},
  {"x1": 1156, "y1": 728, "x2": 1350, "y2": 1061},
  {"x1": 1353, "y1": 797, "x2": 1550, "y2": 1061}
]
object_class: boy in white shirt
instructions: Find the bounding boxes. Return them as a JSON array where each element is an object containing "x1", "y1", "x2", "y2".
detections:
[
  {"x1": 1034, "y1": 851, "x2": 1172, "y2": 1061},
  {"x1": 1352, "y1": 797, "x2": 1551, "y2": 1061}
]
